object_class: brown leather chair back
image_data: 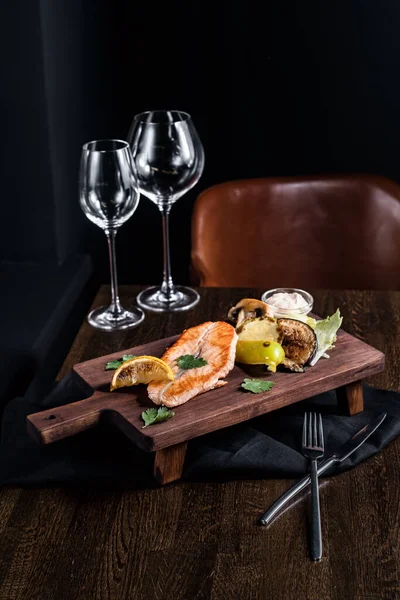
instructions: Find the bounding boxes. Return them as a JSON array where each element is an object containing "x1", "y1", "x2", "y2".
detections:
[{"x1": 191, "y1": 175, "x2": 400, "y2": 289}]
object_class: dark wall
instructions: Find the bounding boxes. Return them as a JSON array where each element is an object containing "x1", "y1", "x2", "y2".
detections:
[
  {"x1": 40, "y1": 0, "x2": 101, "y2": 263},
  {"x1": 0, "y1": 0, "x2": 113, "y2": 265},
  {"x1": 2, "y1": 1, "x2": 400, "y2": 284},
  {"x1": 0, "y1": 0, "x2": 57, "y2": 262}
]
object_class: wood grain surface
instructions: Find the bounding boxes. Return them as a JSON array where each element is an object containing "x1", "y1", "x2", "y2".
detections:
[
  {"x1": 1, "y1": 286, "x2": 400, "y2": 600},
  {"x1": 27, "y1": 324, "x2": 384, "y2": 451}
]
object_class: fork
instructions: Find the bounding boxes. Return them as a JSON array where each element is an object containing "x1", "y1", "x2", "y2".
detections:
[{"x1": 302, "y1": 412, "x2": 324, "y2": 561}]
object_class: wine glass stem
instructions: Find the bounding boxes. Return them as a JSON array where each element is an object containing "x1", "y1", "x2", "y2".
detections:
[
  {"x1": 160, "y1": 206, "x2": 175, "y2": 298},
  {"x1": 105, "y1": 229, "x2": 123, "y2": 316}
]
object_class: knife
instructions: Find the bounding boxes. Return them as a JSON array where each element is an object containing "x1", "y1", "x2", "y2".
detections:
[{"x1": 259, "y1": 412, "x2": 387, "y2": 526}]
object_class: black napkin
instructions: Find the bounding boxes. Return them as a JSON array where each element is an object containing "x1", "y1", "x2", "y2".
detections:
[{"x1": 1, "y1": 373, "x2": 400, "y2": 488}]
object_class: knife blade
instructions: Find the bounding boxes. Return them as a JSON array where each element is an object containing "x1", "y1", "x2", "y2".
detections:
[{"x1": 259, "y1": 412, "x2": 387, "y2": 526}]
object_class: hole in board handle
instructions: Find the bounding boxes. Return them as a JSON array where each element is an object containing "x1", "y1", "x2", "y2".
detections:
[{"x1": 45, "y1": 415, "x2": 56, "y2": 421}]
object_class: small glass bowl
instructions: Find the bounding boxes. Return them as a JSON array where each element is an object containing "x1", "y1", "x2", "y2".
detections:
[{"x1": 261, "y1": 287, "x2": 314, "y2": 318}]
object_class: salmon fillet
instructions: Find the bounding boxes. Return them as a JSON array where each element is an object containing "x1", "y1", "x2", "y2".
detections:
[{"x1": 147, "y1": 321, "x2": 238, "y2": 407}]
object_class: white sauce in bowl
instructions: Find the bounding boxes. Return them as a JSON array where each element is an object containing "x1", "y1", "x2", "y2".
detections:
[{"x1": 266, "y1": 292, "x2": 308, "y2": 310}]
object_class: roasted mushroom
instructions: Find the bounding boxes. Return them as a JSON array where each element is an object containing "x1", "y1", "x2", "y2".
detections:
[
  {"x1": 277, "y1": 318, "x2": 317, "y2": 372},
  {"x1": 228, "y1": 298, "x2": 273, "y2": 330}
]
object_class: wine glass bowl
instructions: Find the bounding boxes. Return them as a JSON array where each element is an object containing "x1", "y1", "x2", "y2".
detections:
[
  {"x1": 79, "y1": 139, "x2": 145, "y2": 330},
  {"x1": 128, "y1": 110, "x2": 204, "y2": 312},
  {"x1": 80, "y1": 139, "x2": 139, "y2": 229},
  {"x1": 130, "y1": 111, "x2": 204, "y2": 207}
]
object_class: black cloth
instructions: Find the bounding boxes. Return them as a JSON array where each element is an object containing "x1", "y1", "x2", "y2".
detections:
[
  {"x1": 1, "y1": 374, "x2": 400, "y2": 488},
  {"x1": 0, "y1": 254, "x2": 93, "y2": 408}
]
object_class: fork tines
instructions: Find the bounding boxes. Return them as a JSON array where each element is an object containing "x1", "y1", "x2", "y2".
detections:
[{"x1": 302, "y1": 412, "x2": 324, "y2": 451}]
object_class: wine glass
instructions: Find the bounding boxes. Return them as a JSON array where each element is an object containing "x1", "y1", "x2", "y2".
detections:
[
  {"x1": 127, "y1": 110, "x2": 204, "y2": 312},
  {"x1": 79, "y1": 139, "x2": 145, "y2": 330}
]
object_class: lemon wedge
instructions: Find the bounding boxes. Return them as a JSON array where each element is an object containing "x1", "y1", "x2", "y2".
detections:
[{"x1": 110, "y1": 356, "x2": 174, "y2": 391}]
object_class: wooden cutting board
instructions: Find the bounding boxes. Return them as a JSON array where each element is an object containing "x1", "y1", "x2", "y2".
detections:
[{"x1": 27, "y1": 326, "x2": 385, "y2": 484}]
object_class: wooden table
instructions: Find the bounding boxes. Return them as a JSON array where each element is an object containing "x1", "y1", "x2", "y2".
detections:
[{"x1": 0, "y1": 287, "x2": 399, "y2": 600}]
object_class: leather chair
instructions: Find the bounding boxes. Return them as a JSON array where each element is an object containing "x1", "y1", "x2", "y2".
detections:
[{"x1": 191, "y1": 175, "x2": 400, "y2": 289}]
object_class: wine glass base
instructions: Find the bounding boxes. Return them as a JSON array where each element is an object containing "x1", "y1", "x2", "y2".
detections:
[
  {"x1": 87, "y1": 305, "x2": 145, "y2": 331},
  {"x1": 137, "y1": 286, "x2": 200, "y2": 312}
]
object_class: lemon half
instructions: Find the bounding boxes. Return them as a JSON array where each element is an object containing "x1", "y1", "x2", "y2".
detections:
[
  {"x1": 110, "y1": 356, "x2": 174, "y2": 391},
  {"x1": 236, "y1": 318, "x2": 285, "y2": 372},
  {"x1": 236, "y1": 340, "x2": 285, "y2": 372}
]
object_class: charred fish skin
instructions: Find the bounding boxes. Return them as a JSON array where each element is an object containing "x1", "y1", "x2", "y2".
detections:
[{"x1": 147, "y1": 321, "x2": 238, "y2": 407}]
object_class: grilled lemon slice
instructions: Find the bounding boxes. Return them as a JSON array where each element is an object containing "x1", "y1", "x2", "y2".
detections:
[{"x1": 110, "y1": 356, "x2": 174, "y2": 391}]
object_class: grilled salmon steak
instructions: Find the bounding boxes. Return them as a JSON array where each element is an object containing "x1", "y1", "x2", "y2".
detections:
[{"x1": 147, "y1": 321, "x2": 238, "y2": 407}]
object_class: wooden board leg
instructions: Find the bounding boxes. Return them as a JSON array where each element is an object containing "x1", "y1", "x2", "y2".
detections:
[
  {"x1": 336, "y1": 380, "x2": 364, "y2": 415},
  {"x1": 153, "y1": 441, "x2": 188, "y2": 485}
]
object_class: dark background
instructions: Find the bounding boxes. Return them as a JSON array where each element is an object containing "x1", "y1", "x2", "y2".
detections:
[{"x1": 2, "y1": 0, "x2": 400, "y2": 285}]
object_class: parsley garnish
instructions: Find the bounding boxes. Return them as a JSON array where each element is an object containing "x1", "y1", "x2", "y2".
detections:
[
  {"x1": 105, "y1": 354, "x2": 136, "y2": 370},
  {"x1": 141, "y1": 406, "x2": 175, "y2": 428},
  {"x1": 241, "y1": 378, "x2": 275, "y2": 394},
  {"x1": 177, "y1": 354, "x2": 208, "y2": 370}
]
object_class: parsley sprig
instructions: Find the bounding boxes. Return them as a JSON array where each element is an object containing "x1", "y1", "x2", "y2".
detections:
[
  {"x1": 141, "y1": 407, "x2": 175, "y2": 428},
  {"x1": 105, "y1": 354, "x2": 136, "y2": 370},
  {"x1": 177, "y1": 354, "x2": 208, "y2": 370},
  {"x1": 241, "y1": 379, "x2": 275, "y2": 394}
]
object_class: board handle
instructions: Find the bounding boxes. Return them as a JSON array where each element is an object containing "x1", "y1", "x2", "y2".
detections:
[{"x1": 27, "y1": 391, "x2": 107, "y2": 445}]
